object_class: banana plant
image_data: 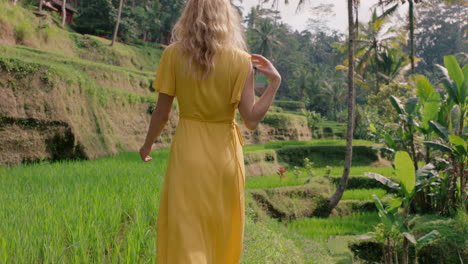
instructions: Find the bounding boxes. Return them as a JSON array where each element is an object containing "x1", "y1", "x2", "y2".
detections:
[
  {"x1": 436, "y1": 55, "x2": 467, "y2": 138},
  {"x1": 370, "y1": 194, "x2": 439, "y2": 264},
  {"x1": 368, "y1": 74, "x2": 446, "y2": 166},
  {"x1": 387, "y1": 95, "x2": 420, "y2": 170},
  {"x1": 423, "y1": 120, "x2": 468, "y2": 214},
  {"x1": 411, "y1": 75, "x2": 441, "y2": 163},
  {"x1": 363, "y1": 151, "x2": 439, "y2": 264},
  {"x1": 366, "y1": 95, "x2": 421, "y2": 167}
]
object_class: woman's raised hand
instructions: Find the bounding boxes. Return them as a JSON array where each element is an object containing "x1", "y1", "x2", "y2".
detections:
[{"x1": 250, "y1": 54, "x2": 281, "y2": 84}]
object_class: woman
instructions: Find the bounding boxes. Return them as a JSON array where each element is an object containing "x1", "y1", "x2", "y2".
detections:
[{"x1": 139, "y1": 0, "x2": 281, "y2": 262}]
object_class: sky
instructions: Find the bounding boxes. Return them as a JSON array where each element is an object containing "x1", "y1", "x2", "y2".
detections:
[{"x1": 235, "y1": 0, "x2": 392, "y2": 33}]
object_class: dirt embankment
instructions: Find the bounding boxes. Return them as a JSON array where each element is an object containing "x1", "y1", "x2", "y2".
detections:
[
  {"x1": 0, "y1": 3, "x2": 312, "y2": 164},
  {"x1": 0, "y1": 59, "x2": 175, "y2": 165},
  {"x1": 0, "y1": 57, "x2": 311, "y2": 165},
  {"x1": 240, "y1": 122, "x2": 311, "y2": 144}
]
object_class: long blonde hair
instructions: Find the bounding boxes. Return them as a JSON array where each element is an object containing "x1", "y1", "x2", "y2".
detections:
[{"x1": 170, "y1": 0, "x2": 248, "y2": 79}]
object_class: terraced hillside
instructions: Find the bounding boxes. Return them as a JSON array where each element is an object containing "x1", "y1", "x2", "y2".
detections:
[{"x1": 0, "y1": 3, "x2": 314, "y2": 165}]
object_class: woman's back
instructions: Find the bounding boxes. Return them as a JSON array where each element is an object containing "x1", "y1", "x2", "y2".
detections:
[
  {"x1": 139, "y1": 0, "x2": 281, "y2": 262},
  {"x1": 154, "y1": 42, "x2": 251, "y2": 122},
  {"x1": 153, "y1": 42, "x2": 251, "y2": 264}
]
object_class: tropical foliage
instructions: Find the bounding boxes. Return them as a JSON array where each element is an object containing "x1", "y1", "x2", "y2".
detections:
[{"x1": 1, "y1": 0, "x2": 467, "y2": 262}]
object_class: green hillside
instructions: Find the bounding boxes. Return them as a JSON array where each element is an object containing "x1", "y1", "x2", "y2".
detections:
[{"x1": 0, "y1": 2, "x2": 316, "y2": 165}]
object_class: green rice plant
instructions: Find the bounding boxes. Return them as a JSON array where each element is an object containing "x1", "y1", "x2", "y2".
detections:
[
  {"x1": 262, "y1": 112, "x2": 308, "y2": 127},
  {"x1": 0, "y1": 151, "x2": 169, "y2": 263},
  {"x1": 322, "y1": 165, "x2": 394, "y2": 178},
  {"x1": 260, "y1": 216, "x2": 335, "y2": 264},
  {"x1": 246, "y1": 173, "x2": 307, "y2": 189},
  {"x1": 246, "y1": 165, "x2": 398, "y2": 190},
  {"x1": 342, "y1": 188, "x2": 387, "y2": 200},
  {"x1": 0, "y1": 149, "x2": 316, "y2": 263},
  {"x1": 241, "y1": 216, "x2": 305, "y2": 263},
  {"x1": 243, "y1": 139, "x2": 381, "y2": 153},
  {"x1": 285, "y1": 212, "x2": 380, "y2": 241}
]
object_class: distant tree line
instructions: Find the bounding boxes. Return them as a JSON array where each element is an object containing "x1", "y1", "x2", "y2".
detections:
[
  {"x1": 73, "y1": 0, "x2": 184, "y2": 44},
  {"x1": 13, "y1": 0, "x2": 466, "y2": 122}
]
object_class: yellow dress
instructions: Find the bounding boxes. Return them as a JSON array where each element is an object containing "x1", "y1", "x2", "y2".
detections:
[{"x1": 153, "y1": 42, "x2": 252, "y2": 264}]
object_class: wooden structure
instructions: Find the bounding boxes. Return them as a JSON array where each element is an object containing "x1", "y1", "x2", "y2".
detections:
[{"x1": 41, "y1": 0, "x2": 78, "y2": 24}]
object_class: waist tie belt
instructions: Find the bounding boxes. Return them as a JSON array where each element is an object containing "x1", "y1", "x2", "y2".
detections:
[
  {"x1": 179, "y1": 115, "x2": 245, "y2": 219},
  {"x1": 179, "y1": 116, "x2": 245, "y2": 146}
]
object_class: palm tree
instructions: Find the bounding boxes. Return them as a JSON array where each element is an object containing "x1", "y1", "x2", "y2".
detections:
[
  {"x1": 376, "y1": 47, "x2": 411, "y2": 84},
  {"x1": 319, "y1": 79, "x2": 348, "y2": 120},
  {"x1": 377, "y1": 0, "x2": 426, "y2": 74},
  {"x1": 379, "y1": 0, "x2": 467, "y2": 73},
  {"x1": 408, "y1": 0, "x2": 415, "y2": 73},
  {"x1": 111, "y1": 0, "x2": 124, "y2": 47},
  {"x1": 264, "y1": 0, "x2": 358, "y2": 214},
  {"x1": 354, "y1": 0, "x2": 360, "y2": 35},
  {"x1": 269, "y1": 0, "x2": 309, "y2": 13},
  {"x1": 244, "y1": 5, "x2": 280, "y2": 29},
  {"x1": 328, "y1": 0, "x2": 357, "y2": 211},
  {"x1": 248, "y1": 19, "x2": 283, "y2": 59},
  {"x1": 244, "y1": 5, "x2": 266, "y2": 29},
  {"x1": 354, "y1": 6, "x2": 402, "y2": 92},
  {"x1": 289, "y1": 68, "x2": 312, "y2": 99}
]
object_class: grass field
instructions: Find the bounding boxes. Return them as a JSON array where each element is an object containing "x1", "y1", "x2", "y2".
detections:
[
  {"x1": 342, "y1": 188, "x2": 386, "y2": 200},
  {"x1": 0, "y1": 145, "x2": 392, "y2": 263},
  {"x1": 243, "y1": 139, "x2": 380, "y2": 153},
  {"x1": 285, "y1": 212, "x2": 380, "y2": 240},
  {"x1": 0, "y1": 151, "x2": 167, "y2": 263},
  {"x1": 0, "y1": 134, "x2": 397, "y2": 263},
  {"x1": 244, "y1": 165, "x2": 395, "y2": 190},
  {"x1": 0, "y1": 3, "x2": 163, "y2": 72},
  {"x1": 0, "y1": 149, "x2": 311, "y2": 263}
]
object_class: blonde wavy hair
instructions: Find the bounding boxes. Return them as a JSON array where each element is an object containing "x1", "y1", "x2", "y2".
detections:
[{"x1": 170, "y1": 0, "x2": 248, "y2": 79}]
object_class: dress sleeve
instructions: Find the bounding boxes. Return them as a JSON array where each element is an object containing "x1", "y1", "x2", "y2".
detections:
[
  {"x1": 230, "y1": 51, "x2": 252, "y2": 104},
  {"x1": 152, "y1": 46, "x2": 176, "y2": 96}
]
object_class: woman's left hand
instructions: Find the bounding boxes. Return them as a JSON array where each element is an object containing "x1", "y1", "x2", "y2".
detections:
[{"x1": 139, "y1": 144, "x2": 153, "y2": 162}]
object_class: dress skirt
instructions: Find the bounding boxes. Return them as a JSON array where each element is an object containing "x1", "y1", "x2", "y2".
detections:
[{"x1": 156, "y1": 116, "x2": 245, "y2": 264}]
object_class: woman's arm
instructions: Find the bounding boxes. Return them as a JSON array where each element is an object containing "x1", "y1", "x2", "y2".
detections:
[
  {"x1": 139, "y1": 93, "x2": 175, "y2": 162},
  {"x1": 238, "y1": 54, "x2": 281, "y2": 130}
]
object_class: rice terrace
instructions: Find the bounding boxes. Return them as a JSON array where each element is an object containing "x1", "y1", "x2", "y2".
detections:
[{"x1": 0, "y1": 0, "x2": 466, "y2": 263}]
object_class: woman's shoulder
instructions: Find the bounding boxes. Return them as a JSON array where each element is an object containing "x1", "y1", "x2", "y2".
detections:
[
  {"x1": 163, "y1": 42, "x2": 181, "y2": 53},
  {"x1": 161, "y1": 42, "x2": 186, "y2": 63},
  {"x1": 223, "y1": 45, "x2": 251, "y2": 62}
]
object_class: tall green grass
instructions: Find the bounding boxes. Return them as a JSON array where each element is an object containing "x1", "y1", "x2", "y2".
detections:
[
  {"x1": 246, "y1": 174, "x2": 309, "y2": 189},
  {"x1": 245, "y1": 165, "x2": 395, "y2": 190},
  {"x1": 0, "y1": 146, "x2": 392, "y2": 263},
  {"x1": 342, "y1": 188, "x2": 386, "y2": 200},
  {"x1": 0, "y1": 151, "x2": 168, "y2": 263},
  {"x1": 0, "y1": 150, "x2": 308, "y2": 263},
  {"x1": 285, "y1": 212, "x2": 380, "y2": 240},
  {"x1": 243, "y1": 139, "x2": 380, "y2": 153},
  {"x1": 0, "y1": 46, "x2": 159, "y2": 111},
  {"x1": 242, "y1": 215, "x2": 304, "y2": 263},
  {"x1": 0, "y1": 3, "x2": 73, "y2": 54},
  {"x1": 0, "y1": 2, "x2": 162, "y2": 71}
]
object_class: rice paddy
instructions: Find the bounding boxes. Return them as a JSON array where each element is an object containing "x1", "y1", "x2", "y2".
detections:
[
  {"x1": 0, "y1": 151, "x2": 167, "y2": 263},
  {"x1": 285, "y1": 212, "x2": 380, "y2": 240},
  {"x1": 0, "y1": 143, "x2": 391, "y2": 263}
]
